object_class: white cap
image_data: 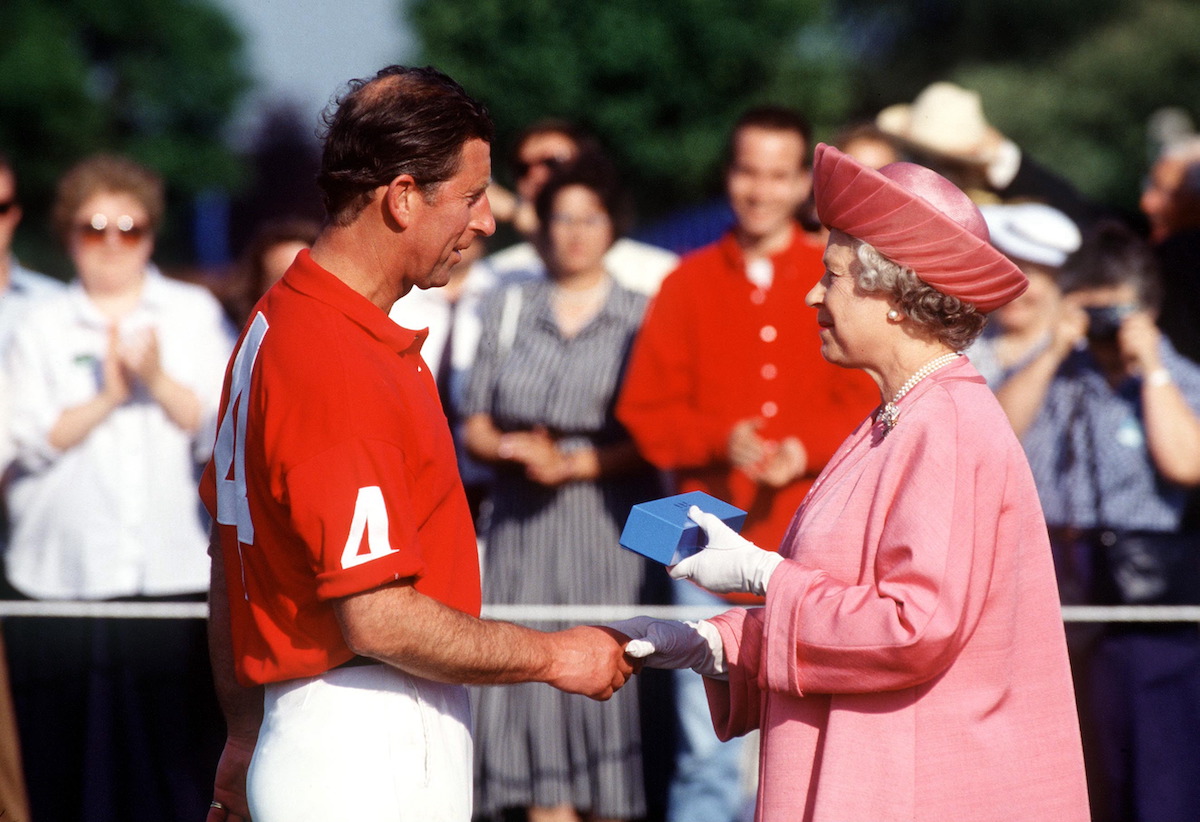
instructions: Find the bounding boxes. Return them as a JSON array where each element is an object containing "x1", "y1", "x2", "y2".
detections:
[{"x1": 980, "y1": 203, "x2": 1081, "y2": 268}]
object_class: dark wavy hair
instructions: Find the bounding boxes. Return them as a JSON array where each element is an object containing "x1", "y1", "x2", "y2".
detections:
[
  {"x1": 317, "y1": 65, "x2": 494, "y2": 226},
  {"x1": 507, "y1": 118, "x2": 602, "y2": 179},
  {"x1": 533, "y1": 151, "x2": 632, "y2": 242},
  {"x1": 1056, "y1": 219, "x2": 1162, "y2": 310},
  {"x1": 724, "y1": 105, "x2": 813, "y2": 172}
]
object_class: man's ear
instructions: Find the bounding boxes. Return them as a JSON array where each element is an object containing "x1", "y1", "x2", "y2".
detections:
[{"x1": 384, "y1": 175, "x2": 420, "y2": 230}]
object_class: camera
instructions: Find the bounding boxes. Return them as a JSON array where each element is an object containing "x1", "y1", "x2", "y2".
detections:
[{"x1": 1084, "y1": 304, "x2": 1137, "y2": 342}]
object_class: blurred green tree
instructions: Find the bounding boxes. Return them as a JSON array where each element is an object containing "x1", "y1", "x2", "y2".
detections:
[
  {"x1": 0, "y1": 0, "x2": 250, "y2": 274},
  {"x1": 410, "y1": 0, "x2": 850, "y2": 221},
  {"x1": 955, "y1": 0, "x2": 1200, "y2": 212},
  {"x1": 413, "y1": 0, "x2": 1200, "y2": 223},
  {"x1": 835, "y1": 0, "x2": 1200, "y2": 214}
]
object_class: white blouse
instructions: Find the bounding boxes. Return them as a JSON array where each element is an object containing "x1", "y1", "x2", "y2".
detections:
[{"x1": 4, "y1": 269, "x2": 234, "y2": 599}]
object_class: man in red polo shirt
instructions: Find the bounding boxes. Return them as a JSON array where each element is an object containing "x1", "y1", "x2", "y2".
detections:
[
  {"x1": 616, "y1": 107, "x2": 878, "y2": 822},
  {"x1": 202, "y1": 66, "x2": 633, "y2": 822}
]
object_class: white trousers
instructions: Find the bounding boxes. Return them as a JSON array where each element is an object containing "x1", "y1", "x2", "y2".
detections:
[{"x1": 248, "y1": 664, "x2": 472, "y2": 821}]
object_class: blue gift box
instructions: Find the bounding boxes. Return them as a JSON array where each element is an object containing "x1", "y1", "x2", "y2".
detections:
[{"x1": 619, "y1": 491, "x2": 747, "y2": 565}]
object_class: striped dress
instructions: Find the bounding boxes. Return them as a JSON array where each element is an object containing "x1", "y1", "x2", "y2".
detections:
[{"x1": 464, "y1": 277, "x2": 662, "y2": 819}]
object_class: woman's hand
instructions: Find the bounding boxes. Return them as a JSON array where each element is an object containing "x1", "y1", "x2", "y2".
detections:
[
  {"x1": 500, "y1": 428, "x2": 575, "y2": 486},
  {"x1": 117, "y1": 326, "x2": 166, "y2": 391},
  {"x1": 606, "y1": 616, "x2": 726, "y2": 677},
  {"x1": 101, "y1": 324, "x2": 132, "y2": 405},
  {"x1": 670, "y1": 506, "x2": 783, "y2": 596}
]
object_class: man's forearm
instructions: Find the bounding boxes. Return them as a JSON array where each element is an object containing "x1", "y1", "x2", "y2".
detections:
[
  {"x1": 208, "y1": 538, "x2": 263, "y2": 738},
  {"x1": 335, "y1": 582, "x2": 631, "y2": 699}
]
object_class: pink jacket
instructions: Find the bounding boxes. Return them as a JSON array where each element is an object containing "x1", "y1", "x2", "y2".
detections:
[{"x1": 707, "y1": 358, "x2": 1089, "y2": 822}]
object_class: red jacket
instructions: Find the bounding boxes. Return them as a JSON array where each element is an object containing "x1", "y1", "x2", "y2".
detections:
[{"x1": 617, "y1": 225, "x2": 878, "y2": 558}]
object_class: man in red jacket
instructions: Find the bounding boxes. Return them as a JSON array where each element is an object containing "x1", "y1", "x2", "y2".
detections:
[{"x1": 616, "y1": 106, "x2": 877, "y2": 822}]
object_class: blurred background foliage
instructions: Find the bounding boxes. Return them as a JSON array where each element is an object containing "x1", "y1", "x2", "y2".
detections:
[
  {"x1": 0, "y1": 0, "x2": 249, "y2": 275},
  {"x1": 414, "y1": 0, "x2": 1200, "y2": 224},
  {"x1": 3, "y1": 0, "x2": 1200, "y2": 273}
]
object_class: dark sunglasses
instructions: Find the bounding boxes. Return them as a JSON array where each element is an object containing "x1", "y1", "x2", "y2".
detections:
[
  {"x1": 0, "y1": 200, "x2": 17, "y2": 216},
  {"x1": 74, "y1": 213, "x2": 150, "y2": 247}
]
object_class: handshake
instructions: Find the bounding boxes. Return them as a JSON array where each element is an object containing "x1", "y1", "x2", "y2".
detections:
[
  {"x1": 613, "y1": 615, "x2": 728, "y2": 678},
  {"x1": 572, "y1": 504, "x2": 784, "y2": 695}
]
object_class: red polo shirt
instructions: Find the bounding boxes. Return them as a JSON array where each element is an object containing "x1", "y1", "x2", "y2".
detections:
[
  {"x1": 200, "y1": 251, "x2": 481, "y2": 687},
  {"x1": 617, "y1": 225, "x2": 878, "y2": 556}
]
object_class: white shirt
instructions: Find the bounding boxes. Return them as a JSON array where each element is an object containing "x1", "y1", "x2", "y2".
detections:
[
  {"x1": 1, "y1": 261, "x2": 64, "y2": 528},
  {"x1": 0, "y1": 258, "x2": 65, "y2": 354},
  {"x1": 4, "y1": 270, "x2": 235, "y2": 599}
]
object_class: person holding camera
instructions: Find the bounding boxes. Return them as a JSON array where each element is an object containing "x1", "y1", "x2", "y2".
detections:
[{"x1": 994, "y1": 219, "x2": 1200, "y2": 822}]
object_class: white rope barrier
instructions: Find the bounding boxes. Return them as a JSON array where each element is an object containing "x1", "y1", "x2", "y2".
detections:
[{"x1": 0, "y1": 600, "x2": 1199, "y2": 624}]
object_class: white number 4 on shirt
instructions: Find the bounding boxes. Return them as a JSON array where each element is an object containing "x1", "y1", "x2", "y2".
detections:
[
  {"x1": 215, "y1": 313, "x2": 269, "y2": 545},
  {"x1": 341, "y1": 486, "x2": 400, "y2": 568},
  {"x1": 215, "y1": 312, "x2": 398, "y2": 569}
]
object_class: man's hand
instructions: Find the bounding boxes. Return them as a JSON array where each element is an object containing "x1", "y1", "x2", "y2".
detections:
[
  {"x1": 670, "y1": 506, "x2": 783, "y2": 596},
  {"x1": 543, "y1": 625, "x2": 634, "y2": 700},
  {"x1": 728, "y1": 418, "x2": 768, "y2": 473},
  {"x1": 608, "y1": 616, "x2": 726, "y2": 677},
  {"x1": 756, "y1": 436, "x2": 807, "y2": 488},
  {"x1": 206, "y1": 733, "x2": 257, "y2": 822},
  {"x1": 1118, "y1": 310, "x2": 1164, "y2": 376}
]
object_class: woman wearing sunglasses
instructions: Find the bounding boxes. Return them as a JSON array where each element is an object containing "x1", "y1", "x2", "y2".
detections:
[{"x1": 2, "y1": 153, "x2": 234, "y2": 820}]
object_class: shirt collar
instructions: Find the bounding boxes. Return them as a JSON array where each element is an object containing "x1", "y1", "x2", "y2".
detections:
[
  {"x1": 65, "y1": 266, "x2": 170, "y2": 329},
  {"x1": 717, "y1": 220, "x2": 819, "y2": 282},
  {"x1": 282, "y1": 249, "x2": 427, "y2": 356},
  {"x1": 525, "y1": 275, "x2": 630, "y2": 331}
]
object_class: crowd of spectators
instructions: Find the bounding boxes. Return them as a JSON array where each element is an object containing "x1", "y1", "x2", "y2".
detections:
[{"x1": 2, "y1": 77, "x2": 1200, "y2": 821}]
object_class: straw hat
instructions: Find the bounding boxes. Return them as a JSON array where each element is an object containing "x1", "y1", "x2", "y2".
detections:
[
  {"x1": 876, "y1": 82, "x2": 996, "y2": 162},
  {"x1": 813, "y1": 143, "x2": 1027, "y2": 312}
]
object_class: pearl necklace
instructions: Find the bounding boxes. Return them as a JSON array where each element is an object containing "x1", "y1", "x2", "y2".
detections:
[{"x1": 878, "y1": 352, "x2": 961, "y2": 436}]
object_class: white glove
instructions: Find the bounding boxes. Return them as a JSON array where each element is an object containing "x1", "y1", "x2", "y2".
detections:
[
  {"x1": 670, "y1": 505, "x2": 783, "y2": 596},
  {"x1": 607, "y1": 615, "x2": 726, "y2": 677}
]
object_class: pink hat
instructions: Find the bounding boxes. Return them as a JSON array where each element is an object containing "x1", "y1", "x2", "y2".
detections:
[{"x1": 813, "y1": 142, "x2": 1027, "y2": 312}]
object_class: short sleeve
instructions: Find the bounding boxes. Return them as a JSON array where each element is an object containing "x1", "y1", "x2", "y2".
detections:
[
  {"x1": 5, "y1": 311, "x2": 67, "y2": 470},
  {"x1": 284, "y1": 438, "x2": 428, "y2": 601}
]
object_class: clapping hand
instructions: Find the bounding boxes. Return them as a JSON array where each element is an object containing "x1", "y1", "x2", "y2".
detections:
[
  {"x1": 101, "y1": 324, "x2": 132, "y2": 404},
  {"x1": 117, "y1": 326, "x2": 165, "y2": 390}
]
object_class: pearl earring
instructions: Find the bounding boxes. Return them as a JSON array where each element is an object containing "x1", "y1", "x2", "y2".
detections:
[{"x1": 887, "y1": 309, "x2": 901, "y2": 321}]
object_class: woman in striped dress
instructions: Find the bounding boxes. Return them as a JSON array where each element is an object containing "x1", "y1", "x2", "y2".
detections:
[{"x1": 464, "y1": 157, "x2": 662, "y2": 822}]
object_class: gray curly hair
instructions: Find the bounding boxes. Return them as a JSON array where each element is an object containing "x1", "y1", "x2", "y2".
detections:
[{"x1": 854, "y1": 241, "x2": 987, "y2": 350}]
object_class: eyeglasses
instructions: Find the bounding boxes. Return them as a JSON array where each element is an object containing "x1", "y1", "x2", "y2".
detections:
[
  {"x1": 549, "y1": 213, "x2": 609, "y2": 230},
  {"x1": 74, "y1": 213, "x2": 150, "y2": 247},
  {"x1": 514, "y1": 155, "x2": 568, "y2": 179},
  {"x1": 0, "y1": 200, "x2": 17, "y2": 216}
]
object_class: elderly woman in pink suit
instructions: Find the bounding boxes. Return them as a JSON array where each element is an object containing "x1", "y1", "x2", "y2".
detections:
[{"x1": 613, "y1": 144, "x2": 1090, "y2": 822}]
